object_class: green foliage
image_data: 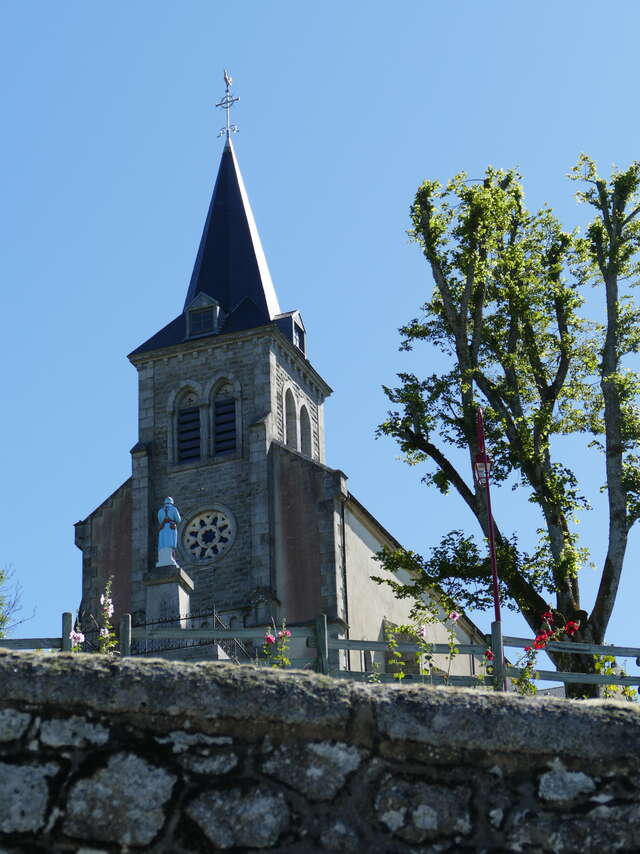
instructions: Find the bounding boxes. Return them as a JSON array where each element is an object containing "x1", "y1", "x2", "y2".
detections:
[
  {"x1": 383, "y1": 610, "x2": 461, "y2": 685},
  {"x1": 373, "y1": 530, "x2": 557, "y2": 617},
  {"x1": 512, "y1": 655, "x2": 539, "y2": 696},
  {"x1": 262, "y1": 619, "x2": 292, "y2": 669},
  {"x1": 378, "y1": 157, "x2": 640, "y2": 670},
  {"x1": 384, "y1": 622, "x2": 407, "y2": 681},
  {"x1": 594, "y1": 654, "x2": 637, "y2": 702},
  {"x1": 96, "y1": 577, "x2": 118, "y2": 656}
]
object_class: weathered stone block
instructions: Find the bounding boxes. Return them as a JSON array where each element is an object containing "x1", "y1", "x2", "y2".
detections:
[
  {"x1": 538, "y1": 759, "x2": 596, "y2": 803},
  {"x1": 262, "y1": 739, "x2": 363, "y2": 801},
  {"x1": 0, "y1": 762, "x2": 58, "y2": 833},
  {"x1": 63, "y1": 753, "x2": 175, "y2": 845},
  {"x1": 186, "y1": 786, "x2": 289, "y2": 849},
  {"x1": 39, "y1": 716, "x2": 109, "y2": 748},
  {"x1": 0, "y1": 709, "x2": 30, "y2": 743},
  {"x1": 374, "y1": 776, "x2": 471, "y2": 844}
]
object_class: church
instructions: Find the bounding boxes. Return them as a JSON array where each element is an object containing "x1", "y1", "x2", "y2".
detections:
[{"x1": 74, "y1": 81, "x2": 485, "y2": 673}]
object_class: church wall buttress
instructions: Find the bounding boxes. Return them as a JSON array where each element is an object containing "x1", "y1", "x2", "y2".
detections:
[
  {"x1": 270, "y1": 444, "x2": 343, "y2": 624},
  {"x1": 130, "y1": 445, "x2": 150, "y2": 619},
  {"x1": 76, "y1": 479, "x2": 132, "y2": 630}
]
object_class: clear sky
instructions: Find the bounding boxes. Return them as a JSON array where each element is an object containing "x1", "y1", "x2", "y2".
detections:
[{"x1": 2, "y1": 1, "x2": 640, "y2": 670}]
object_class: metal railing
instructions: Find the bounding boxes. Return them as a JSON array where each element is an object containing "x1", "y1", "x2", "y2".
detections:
[{"x1": 3, "y1": 612, "x2": 640, "y2": 693}]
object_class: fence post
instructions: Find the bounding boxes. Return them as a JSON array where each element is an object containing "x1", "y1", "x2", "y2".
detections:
[
  {"x1": 314, "y1": 613, "x2": 329, "y2": 674},
  {"x1": 61, "y1": 612, "x2": 73, "y2": 652},
  {"x1": 120, "y1": 613, "x2": 131, "y2": 657},
  {"x1": 491, "y1": 620, "x2": 505, "y2": 691}
]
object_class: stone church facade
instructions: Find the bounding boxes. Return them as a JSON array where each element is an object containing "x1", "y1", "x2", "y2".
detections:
[{"x1": 75, "y1": 134, "x2": 485, "y2": 673}]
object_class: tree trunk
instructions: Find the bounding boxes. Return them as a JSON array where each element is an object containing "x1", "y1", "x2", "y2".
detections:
[{"x1": 547, "y1": 650, "x2": 600, "y2": 700}]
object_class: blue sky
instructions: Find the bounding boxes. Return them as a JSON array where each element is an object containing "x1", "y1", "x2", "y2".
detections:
[{"x1": 3, "y1": 1, "x2": 640, "y2": 667}]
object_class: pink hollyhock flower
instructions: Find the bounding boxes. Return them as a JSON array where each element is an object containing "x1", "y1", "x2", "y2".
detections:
[
  {"x1": 264, "y1": 634, "x2": 276, "y2": 645},
  {"x1": 277, "y1": 629, "x2": 291, "y2": 638},
  {"x1": 100, "y1": 594, "x2": 114, "y2": 617},
  {"x1": 564, "y1": 620, "x2": 580, "y2": 636},
  {"x1": 448, "y1": 611, "x2": 461, "y2": 622},
  {"x1": 420, "y1": 626, "x2": 428, "y2": 639},
  {"x1": 99, "y1": 627, "x2": 109, "y2": 638},
  {"x1": 69, "y1": 630, "x2": 85, "y2": 645}
]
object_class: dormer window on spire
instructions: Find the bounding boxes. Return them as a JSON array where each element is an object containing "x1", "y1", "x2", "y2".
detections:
[
  {"x1": 190, "y1": 307, "x2": 215, "y2": 336},
  {"x1": 274, "y1": 311, "x2": 307, "y2": 357},
  {"x1": 294, "y1": 323, "x2": 305, "y2": 354},
  {"x1": 185, "y1": 293, "x2": 222, "y2": 340}
]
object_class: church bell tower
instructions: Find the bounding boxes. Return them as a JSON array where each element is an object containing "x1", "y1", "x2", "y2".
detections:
[{"x1": 125, "y1": 79, "x2": 334, "y2": 628}]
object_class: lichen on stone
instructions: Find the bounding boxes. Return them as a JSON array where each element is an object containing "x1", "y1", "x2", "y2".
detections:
[
  {"x1": 178, "y1": 751, "x2": 238, "y2": 776},
  {"x1": 539, "y1": 759, "x2": 596, "y2": 803},
  {"x1": 0, "y1": 762, "x2": 58, "y2": 833},
  {"x1": 39, "y1": 716, "x2": 109, "y2": 748},
  {"x1": 319, "y1": 819, "x2": 360, "y2": 851},
  {"x1": 0, "y1": 709, "x2": 31, "y2": 743},
  {"x1": 63, "y1": 752, "x2": 175, "y2": 845},
  {"x1": 375, "y1": 776, "x2": 471, "y2": 844},
  {"x1": 186, "y1": 786, "x2": 289, "y2": 849},
  {"x1": 155, "y1": 731, "x2": 232, "y2": 754},
  {"x1": 262, "y1": 740, "x2": 362, "y2": 801}
]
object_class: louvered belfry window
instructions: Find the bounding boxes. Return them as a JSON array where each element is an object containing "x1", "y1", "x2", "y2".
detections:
[
  {"x1": 177, "y1": 392, "x2": 201, "y2": 462},
  {"x1": 214, "y1": 396, "x2": 236, "y2": 455}
]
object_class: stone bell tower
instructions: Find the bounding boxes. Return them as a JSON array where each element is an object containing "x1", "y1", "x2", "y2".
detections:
[
  {"x1": 125, "y1": 123, "x2": 334, "y2": 629},
  {"x1": 78, "y1": 80, "x2": 429, "y2": 661}
]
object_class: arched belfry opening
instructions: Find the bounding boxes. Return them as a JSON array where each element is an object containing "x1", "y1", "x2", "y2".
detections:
[
  {"x1": 285, "y1": 389, "x2": 297, "y2": 450},
  {"x1": 300, "y1": 405, "x2": 312, "y2": 457},
  {"x1": 177, "y1": 389, "x2": 201, "y2": 463},
  {"x1": 213, "y1": 381, "x2": 237, "y2": 456}
]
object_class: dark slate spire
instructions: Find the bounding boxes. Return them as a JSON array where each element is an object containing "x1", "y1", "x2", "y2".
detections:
[
  {"x1": 183, "y1": 136, "x2": 280, "y2": 321},
  {"x1": 129, "y1": 137, "x2": 281, "y2": 358}
]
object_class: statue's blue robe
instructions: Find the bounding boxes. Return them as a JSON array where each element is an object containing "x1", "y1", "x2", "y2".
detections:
[{"x1": 158, "y1": 505, "x2": 181, "y2": 549}]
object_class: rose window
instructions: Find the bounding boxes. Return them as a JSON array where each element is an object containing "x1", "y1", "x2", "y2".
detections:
[{"x1": 183, "y1": 509, "x2": 236, "y2": 561}]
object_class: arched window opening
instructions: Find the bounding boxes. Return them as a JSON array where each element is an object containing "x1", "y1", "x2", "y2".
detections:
[
  {"x1": 214, "y1": 383, "x2": 237, "y2": 455},
  {"x1": 300, "y1": 405, "x2": 312, "y2": 457},
  {"x1": 285, "y1": 389, "x2": 297, "y2": 450},
  {"x1": 177, "y1": 390, "x2": 200, "y2": 463}
]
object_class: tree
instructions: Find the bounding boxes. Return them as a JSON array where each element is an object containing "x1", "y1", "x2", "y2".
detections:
[
  {"x1": 377, "y1": 156, "x2": 640, "y2": 697},
  {"x1": 0, "y1": 565, "x2": 25, "y2": 638}
]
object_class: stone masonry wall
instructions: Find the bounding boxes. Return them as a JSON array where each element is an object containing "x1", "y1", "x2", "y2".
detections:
[
  {"x1": 1, "y1": 648, "x2": 640, "y2": 853},
  {"x1": 75, "y1": 479, "x2": 132, "y2": 628}
]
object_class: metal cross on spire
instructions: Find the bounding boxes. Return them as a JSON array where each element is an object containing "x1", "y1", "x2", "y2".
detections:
[{"x1": 215, "y1": 69, "x2": 240, "y2": 139}]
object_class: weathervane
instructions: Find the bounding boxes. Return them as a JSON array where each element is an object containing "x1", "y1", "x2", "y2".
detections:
[{"x1": 215, "y1": 69, "x2": 239, "y2": 138}]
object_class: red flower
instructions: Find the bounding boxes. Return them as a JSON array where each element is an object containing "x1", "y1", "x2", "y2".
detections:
[
  {"x1": 564, "y1": 620, "x2": 580, "y2": 637},
  {"x1": 541, "y1": 610, "x2": 554, "y2": 624},
  {"x1": 484, "y1": 649, "x2": 494, "y2": 661},
  {"x1": 533, "y1": 633, "x2": 549, "y2": 650},
  {"x1": 524, "y1": 646, "x2": 532, "y2": 652}
]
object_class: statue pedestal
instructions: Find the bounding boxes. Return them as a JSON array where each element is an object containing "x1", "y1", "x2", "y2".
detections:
[{"x1": 143, "y1": 565, "x2": 194, "y2": 628}]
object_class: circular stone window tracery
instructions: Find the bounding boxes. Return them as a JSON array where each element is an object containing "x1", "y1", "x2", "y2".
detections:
[{"x1": 182, "y1": 508, "x2": 236, "y2": 561}]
